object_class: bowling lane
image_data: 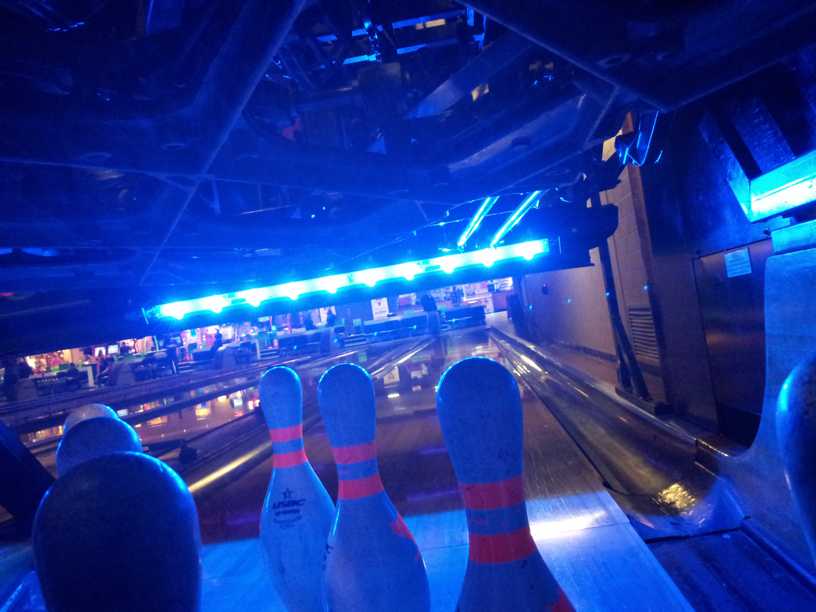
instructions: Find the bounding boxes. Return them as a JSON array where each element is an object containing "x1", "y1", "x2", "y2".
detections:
[
  {"x1": 200, "y1": 327, "x2": 688, "y2": 611},
  {"x1": 371, "y1": 330, "x2": 687, "y2": 610},
  {"x1": 24, "y1": 343, "x2": 405, "y2": 476},
  {"x1": 185, "y1": 339, "x2": 433, "y2": 539}
]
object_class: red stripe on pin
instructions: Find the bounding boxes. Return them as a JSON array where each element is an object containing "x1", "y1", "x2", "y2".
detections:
[
  {"x1": 460, "y1": 475, "x2": 525, "y2": 510},
  {"x1": 269, "y1": 423, "x2": 303, "y2": 443},
  {"x1": 333, "y1": 442, "x2": 377, "y2": 465},
  {"x1": 273, "y1": 448, "x2": 307, "y2": 468},
  {"x1": 468, "y1": 526, "x2": 537, "y2": 564},
  {"x1": 552, "y1": 589, "x2": 574, "y2": 612},
  {"x1": 338, "y1": 473, "x2": 385, "y2": 500},
  {"x1": 390, "y1": 514, "x2": 415, "y2": 541}
]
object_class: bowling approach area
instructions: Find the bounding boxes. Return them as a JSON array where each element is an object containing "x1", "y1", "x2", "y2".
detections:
[{"x1": 1, "y1": 323, "x2": 711, "y2": 612}]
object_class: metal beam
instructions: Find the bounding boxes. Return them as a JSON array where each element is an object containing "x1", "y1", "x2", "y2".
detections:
[
  {"x1": 407, "y1": 33, "x2": 532, "y2": 119},
  {"x1": 139, "y1": 0, "x2": 307, "y2": 284},
  {"x1": 210, "y1": 139, "x2": 479, "y2": 204},
  {"x1": 591, "y1": 192, "x2": 650, "y2": 400},
  {"x1": 0, "y1": 3, "x2": 305, "y2": 177},
  {"x1": 457, "y1": 0, "x2": 664, "y2": 108},
  {"x1": 447, "y1": 89, "x2": 626, "y2": 195},
  {"x1": 0, "y1": 152, "x2": 469, "y2": 206},
  {"x1": 458, "y1": 0, "x2": 816, "y2": 110}
]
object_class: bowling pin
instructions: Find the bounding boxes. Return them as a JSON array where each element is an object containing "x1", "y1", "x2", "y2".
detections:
[
  {"x1": 318, "y1": 363, "x2": 430, "y2": 612},
  {"x1": 63, "y1": 403, "x2": 118, "y2": 433},
  {"x1": 777, "y1": 354, "x2": 816, "y2": 560},
  {"x1": 34, "y1": 452, "x2": 201, "y2": 612},
  {"x1": 436, "y1": 357, "x2": 572, "y2": 611},
  {"x1": 259, "y1": 366, "x2": 334, "y2": 612},
  {"x1": 56, "y1": 416, "x2": 142, "y2": 476}
]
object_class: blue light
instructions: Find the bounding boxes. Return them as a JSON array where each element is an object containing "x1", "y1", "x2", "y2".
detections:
[
  {"x1": 237, "y1": 288, "x2": 274, "y2": 308},
  {"x1": 279, "y1": 282, "x2": 305, "y2": 301},
  {"x1": 396, "y1": 39, "x2": 458, "y2": 56},
  {"x1": 317, "y1": 274, "x2": 348, "y2": 294},
  {"x1": 146, "y1": 238, "x2": 549, "y2": 322},
  {"x1": 770, "y1": 218, "x2": 816, "y2": 254},
  {"x1": 457, "y1": 196, "x2": 499, "y2": 249},
  {"x1": 746, "y1": 149, "x2": 816, "y2": 221},
  {"x1": 159, "y1": 301, "x2": 194, "y2": 321},
  {"x1": 353, "y1": 268, "x2": 384, "y2": 288},
  {"x1": 489, "y1": 191, "x2": 543, "y2": 247},
  {"x1": 343, "y1": 53, "x2": 379, "y2": 65},
  {"x1": 394, "y1": 262, "x2": 423, "y2": 281},
  {"x1": 433, "y1": 252, "x2": 463, "y2": 274},
  {"x1": 513, "y1": 241, "x2": 545, "y2": 261},
  {"x1": 199, "y1": 295, "x2": 229, "y2": 314},
  {"x1": 476, "y1": 248, "x2": 497, "y2": 268}
]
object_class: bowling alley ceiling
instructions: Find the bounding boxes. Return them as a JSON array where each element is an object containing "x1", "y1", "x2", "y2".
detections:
[{"x1": 0, "y1": 0, "x2": 815, "y2": 349}]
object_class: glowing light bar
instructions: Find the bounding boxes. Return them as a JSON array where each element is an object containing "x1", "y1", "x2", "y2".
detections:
[
  {"x1": 353, "y1": 268, "x2": 385, "y2": 288},
  {"x1": 457, "y1": 196, "x2": 499, "y2": 249},
  {"x1": 236, "y1": 288, "x2": 274, "y2": 308},
  {"x1": 317, "y1": 274, "x2": 348, "y2": 294},
  {"x1": 489, "y1": 191, "x2": 542, "y2": 248},
  {"x1": 394, "y1": 262, "x2": 423, "y2": 281},
  {"x1": 747, "y1": 149, "x2": 816, "y2": 221},
  {"x1": 279, "y1": 282, "x2": 305, "y2": 301},
  {"x1": 199, "y1": 295, "x2": 229, "y2": 314},
  {"x1": 147, "y1": 238, "x2": 549, "y2": 321}
]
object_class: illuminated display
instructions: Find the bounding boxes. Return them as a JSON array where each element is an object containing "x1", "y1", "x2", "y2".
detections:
[
  {"x1": 147, "y1": 238, "x2": 549, "y2": 322},
  {"x1": 746, "y1": 149, "x2": 816, "y2": 221}
]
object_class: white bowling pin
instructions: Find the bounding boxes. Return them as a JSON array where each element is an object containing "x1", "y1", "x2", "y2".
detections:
[
  {"x1": 259, "y1": 366, "x2": 334, "y2": 612},
  {"x1": 318, "y1": 363, "x2": 430, "y2": 612},
  {"x1": 436, "y1": 357, "x2": 572, "y2": 611},
  {"x1": 63, "y1": 403, "x2": 118, "y2": 432},
  {"x1": 777, "y1": 355, "x2": 816, "y2": 560},
  {"x1": 56, "y1": 416, "x2": 142, "y2": 476}
]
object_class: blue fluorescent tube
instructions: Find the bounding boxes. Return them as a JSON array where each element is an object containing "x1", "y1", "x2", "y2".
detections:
[
  {"x1": 747, "y1": 149, "x2": 816, "y2": 221},
  {"x1": 457, "y1": 196, "x2": 499, "y2": 249},
  {"x1": 489, "y1": 191, "x2": 542, "y2": 248}
]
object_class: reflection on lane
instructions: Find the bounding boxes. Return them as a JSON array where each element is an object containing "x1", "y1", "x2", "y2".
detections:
[
  {"x1": 175, "y1": 340, "x2": 430, "y2": 492},
  {"x1": 27, "y1": 346, "x2": 392, "y2": 473},
  {"x1": 25, "y1": 373, "x2": 265, "y2": 448},
  {"x1": 373, "y1": 330, "x2": 499, "y2": 420},
  {"x1": 186, "y1": 334, "x2": 484, "y2": 541}
]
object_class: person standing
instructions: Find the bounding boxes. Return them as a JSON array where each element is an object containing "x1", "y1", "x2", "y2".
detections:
[
  {"x1": 164, "y1": 337, "x2": 179, "y2": 375},
  {"x1": 2, "y1": 356, "x2": 19, "y2": 402},
  {"x1": 211, "y1": 329, "x2": 223, "y2": 353},
  {"x1": 17, "y1": 358, "x2": 32, "y2": 380}
]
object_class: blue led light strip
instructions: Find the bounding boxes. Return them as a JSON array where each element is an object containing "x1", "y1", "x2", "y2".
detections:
[
  {"x1": 489, "y1": 191, "x2": 542, "y2": 248},
  {"x1": 148, "y1": 238, "x2": 549, "y2": 321},
  {"x1": 747, "y1": 149, "x2": 816, "y2": 221},
  {"x1": 457, "y1": 196, "x2": 499, "y2": 249}
]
